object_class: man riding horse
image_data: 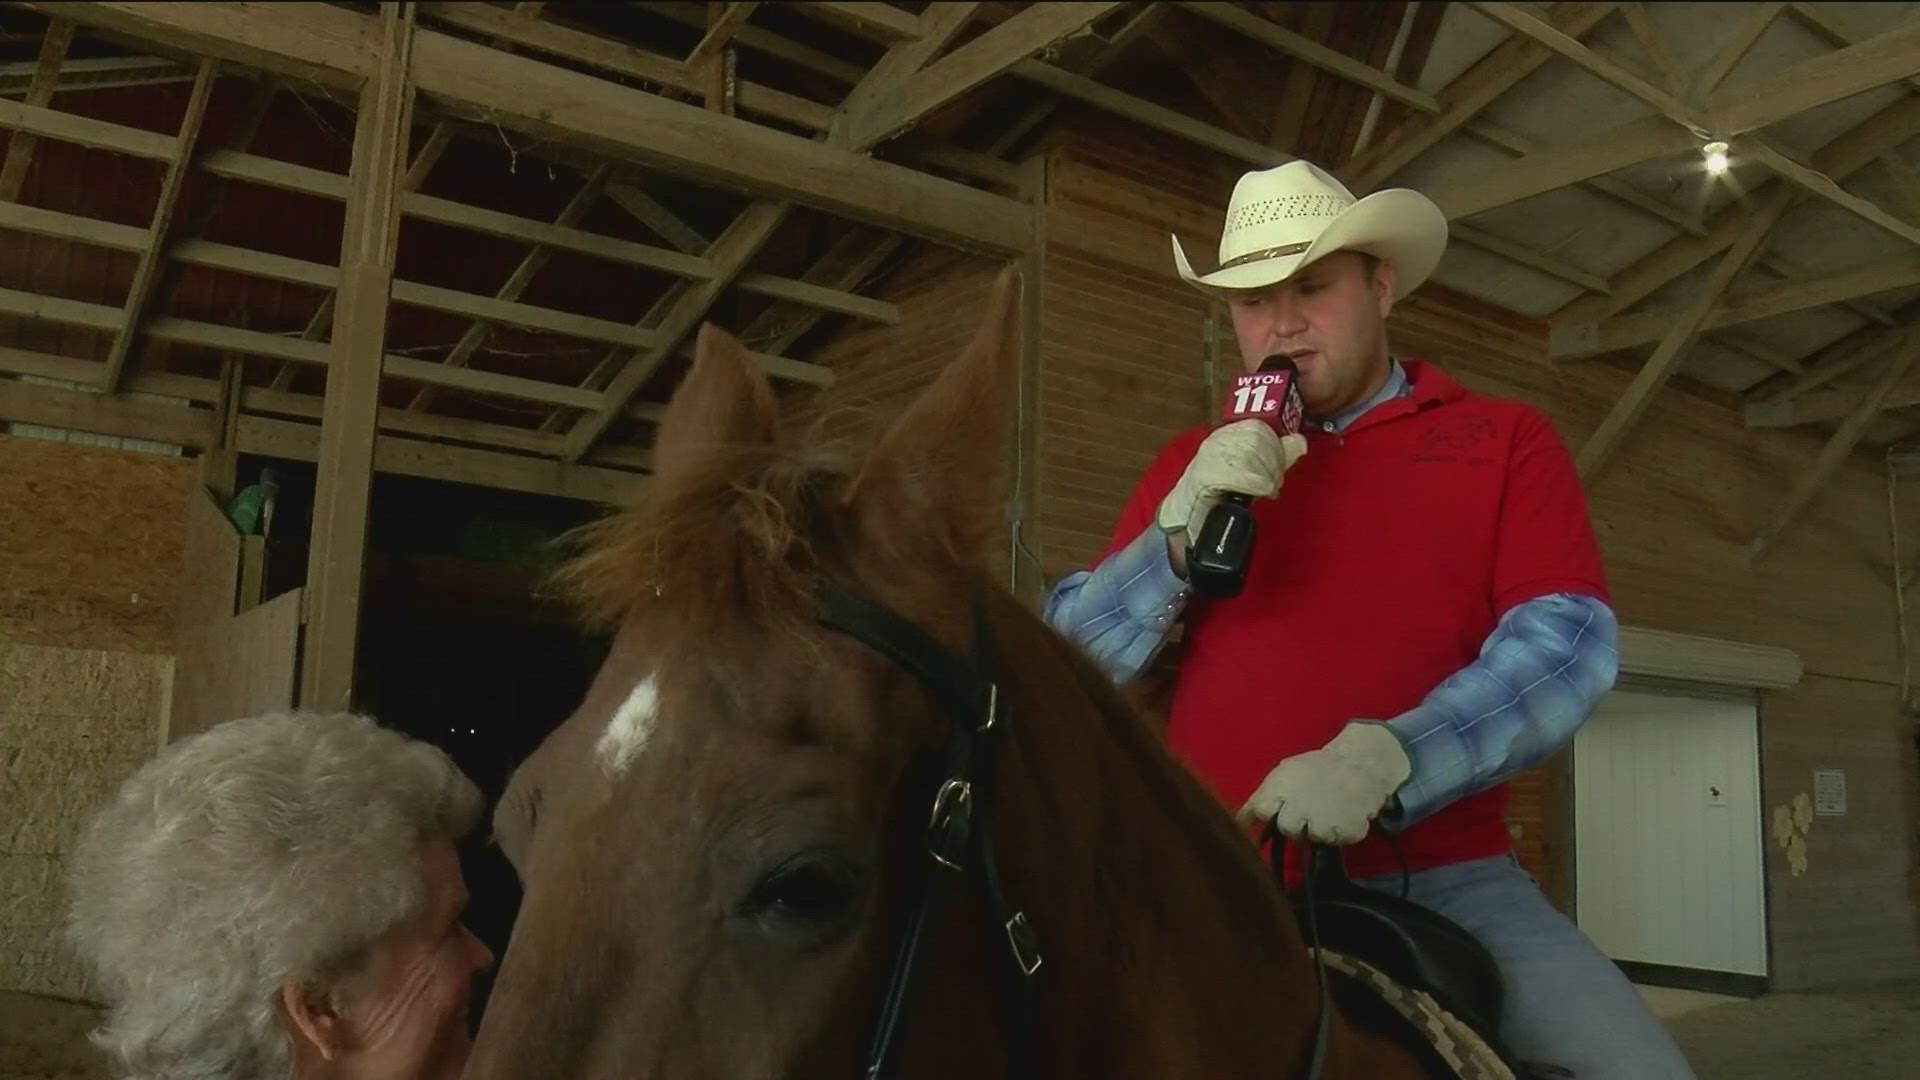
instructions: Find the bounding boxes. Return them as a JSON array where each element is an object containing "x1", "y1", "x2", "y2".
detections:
[{"x1": 1045, "y1": 159, "x2": 1697, "y2": 1080}]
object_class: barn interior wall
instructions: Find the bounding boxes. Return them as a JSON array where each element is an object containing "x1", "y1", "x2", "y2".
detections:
[
  {"x1": 859, "y1": 112, "x2": 1918, "y2": 992},
  {"x1": 0, "y1": 432, "x2": 190, "y2": 1006}
]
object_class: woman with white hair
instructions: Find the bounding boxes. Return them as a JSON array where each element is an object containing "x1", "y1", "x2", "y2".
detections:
[{"x1": 67, "y1": 711, "x2": 495, "y2": 1080}]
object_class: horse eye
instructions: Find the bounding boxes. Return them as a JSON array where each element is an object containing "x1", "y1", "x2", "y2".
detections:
[{"x1": 740, "y1": 859, "x2": 858, "y2": 927}]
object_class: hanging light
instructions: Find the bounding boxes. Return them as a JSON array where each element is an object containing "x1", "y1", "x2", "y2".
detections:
[{"x1": 1703, "y1": 140, "x2": 1730, "y2": 175}]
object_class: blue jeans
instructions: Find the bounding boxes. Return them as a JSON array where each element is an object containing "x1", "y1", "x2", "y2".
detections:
[{"x1": 1351, "y1": 853, "x2": 1696, "y2": 1079}]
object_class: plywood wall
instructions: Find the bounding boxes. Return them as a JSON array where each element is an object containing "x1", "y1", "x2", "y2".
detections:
[
  {"x1": 0, "y1": 642, "x2": 169, "y2": 1001},
  {"x1": 0, "y1": 434, "x2": 193, "y2": 653},
  {"x1": 1012, "y1": 132, "x2": 1920, "y2": 989}
]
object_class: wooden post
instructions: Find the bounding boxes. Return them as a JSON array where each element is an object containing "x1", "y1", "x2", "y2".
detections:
[{"x1": 300, "y1": 2, "x2": 415, "y2": 712}]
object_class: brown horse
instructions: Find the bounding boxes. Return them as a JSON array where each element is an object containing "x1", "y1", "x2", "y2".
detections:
[{"x1": 464, "y1": 268, "x2": 1433, "y2": 1078}]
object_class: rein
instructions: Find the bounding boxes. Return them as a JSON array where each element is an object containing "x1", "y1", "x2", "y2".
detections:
[
  {"x1": 815, "y1": 588, "x2": 1041, "y2": 1080},
  {"x1": 816, "y1": 587, "x2": 1338, "y2": 1080}
]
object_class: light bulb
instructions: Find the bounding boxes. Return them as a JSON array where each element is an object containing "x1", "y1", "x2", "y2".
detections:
[{"x1": 1703, "y1": 140, "x2": 1730, "y2": 175}]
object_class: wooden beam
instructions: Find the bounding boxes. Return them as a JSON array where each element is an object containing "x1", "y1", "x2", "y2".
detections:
[
  {"x1": 1557, "y1": 255, "x2": 1920, "y2": 358},
  {"x1": 1694, "y1": 1, "x2": 1784, "y2": 96},
  {"x1": 797, "y1": 1, "x2": 922, "y2": 42},
  {"x1": 419, "y1": 1, "x2": 831, "y2": 131},
  {"x1": 1345, "y1": 1, "x2": 1618, "y2": 191},
  {"x1": 1751, "y1": 334, "x2": 1920, "y2": 560},
  {"x1": 22, "y1": 2, "x2": 375, "y2": 92},
  {"x1": 1755, "y1": 321, "x2": 1910, "y2": 403},
  {"x1": 41, "y1": 3, "x2": 1032, "y2": 253},
  {"x1": 1577, "y1": 186, "x2": 1792, "y2": 477},
  {"x1": 1462, "y1": 120, "x2": 1704, "y2": 234},
  {"x1": 0, "y1": 96, "x2": 894, "y2": 328},
  {"x1": 1745, "y1": 136, "x2": 1920, "y2": 249},
  {"x1": 0, "y1": 372, "x2": 645, "y2": 501},
  {"x1": 684, "y1": 1, "x2": 759, "y2": 69},
  {"x1": 1618, "y1": 2, "x2": 1684, "y2": 95},
  {"x1": 411, "y1": 26, "x2": 1031, "y2": 253},
  {"x1": 1553, "y1": 94, "x2": 1920, "y2": 325},
  {"x1": 303, "y1": 2, "x2": 414, "y2": 712},
  {"x1": 1472, "y1": 1, "x2": 1697, "y2": 125},
  {"x1": 1452, "y1": 222, "x2": 1611, "y2": 294},
  {"x1": 1880, "y1": 154, "x2": 1920, "y2": 227},
  {"x1": 741, "y1": 225, "x2": 905, "y2": 354},
  {"x1": 1177, "y1": 1, "x2": 1441, "y2": 115},
  {"x1": 829, "y1": 1, "x2": 979, "y2": 148},
  {"x1": 1617, "y1": 625, "x2": 1803, "y2": 689},
  {"x1": 1011, "y1": 59, "x2": 1290, "y2": 166},
  {"x1": 603, "y1": 179, "x2": 707, "y2": 253},
  {"x1": 637, "y1": 0, "x2": 865, "y2": 85},
  {"x1": 99, "y1": 58, "x2": 217, "y2": 392},
  {"x1": 1785, "y1": 2, "x2": 1920, "y2": 95},
  {"x1": 1746, "y1": 367, "x2": 1920, "y2": 428},
  {"x1": 560, "y1": 199, "x2": 790, "y2": 460},
  {"x1": 980, "y1": 1, "x2": 1165, "y2": 159},
  {"x1": 838, "y1": 2, "x2": 1122, "y2": 150},
  {"x1": 0, "y1": 18, "x2": 73, "y2": 199},
  {"x1": 408, "y1": 162, "x2": 611, "y2": 413},
  {"x1": 1427, "y1": 113, "x2": 1695, "y2": 220},
  {"x1": 1713, "y1": 15, "x2": 1920, "y2": 135}
]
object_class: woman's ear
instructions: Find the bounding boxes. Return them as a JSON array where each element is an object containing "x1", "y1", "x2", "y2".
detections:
[{"x1": 281, "y1": 978, "x2": 349, "y2": 1061}]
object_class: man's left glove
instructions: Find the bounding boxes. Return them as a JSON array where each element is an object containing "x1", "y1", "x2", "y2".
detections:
[{"x1": 1236, "y1": 721, "x2": 1412, "y2": 845}]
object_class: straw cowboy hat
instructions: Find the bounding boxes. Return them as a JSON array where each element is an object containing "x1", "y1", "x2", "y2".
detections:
[{"x1": 1172, "y1": 160, "x2": 1449, "y2": 299}]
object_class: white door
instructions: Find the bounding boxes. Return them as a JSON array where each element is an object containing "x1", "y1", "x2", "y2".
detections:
[{"x1": 1573, "y1": 686, "x2": 1767, "y2": 977}]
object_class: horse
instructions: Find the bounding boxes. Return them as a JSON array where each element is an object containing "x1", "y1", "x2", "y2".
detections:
[{"x1": 463, "y1": 267, "x2": 1437, "y2": 1078}]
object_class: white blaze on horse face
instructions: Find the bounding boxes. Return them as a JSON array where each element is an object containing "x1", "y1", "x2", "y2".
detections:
[{"x1": 596, "y1": 674, "x2": 659, "y2": 776}]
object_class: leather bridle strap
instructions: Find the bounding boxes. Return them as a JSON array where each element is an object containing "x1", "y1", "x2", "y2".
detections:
[{"x1": 815, "y1": 589, "x2": 1042, "y2": 1080}]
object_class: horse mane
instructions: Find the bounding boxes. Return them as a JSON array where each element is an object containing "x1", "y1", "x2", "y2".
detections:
[{"x1": 547, "y1": 405, "x2": 889, "y2": 633}]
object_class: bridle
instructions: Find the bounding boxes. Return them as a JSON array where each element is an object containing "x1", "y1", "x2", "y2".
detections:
[
  {"x1": 815, "y1": 588, "x2": 1042, "y2": 1080},
  {"x1": 816, "y1": 586, "x2": 1335, "y2": 1080}
]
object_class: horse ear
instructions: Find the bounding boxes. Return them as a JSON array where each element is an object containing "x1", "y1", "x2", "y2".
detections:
[
  {"x1": 652, "y1": 323, "x2": 779, "y2": 481},
  {"x1": 849, "y1": 266, "x2": 1021, "y2": 556}
]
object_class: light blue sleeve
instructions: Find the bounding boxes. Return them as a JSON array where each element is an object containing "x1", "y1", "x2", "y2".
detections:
[
  {"x1": 1041, "y1": 524, "x2": 1191, "y2": 685},
  {"x1": 1381, "y1": 592, "x2": 1619, "y2": 829}
]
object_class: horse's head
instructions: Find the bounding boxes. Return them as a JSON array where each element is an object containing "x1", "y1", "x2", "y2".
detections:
[{"x1": 466, "y1": 269, "x2": 1032, "y2": 1078}]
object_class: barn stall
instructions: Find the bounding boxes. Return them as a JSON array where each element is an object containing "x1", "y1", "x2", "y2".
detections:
[{"x1": 1, "y1": 2, "x2": 1918, "y2": 1076}]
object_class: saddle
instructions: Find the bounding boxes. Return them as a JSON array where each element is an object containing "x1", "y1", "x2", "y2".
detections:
[{"x1": 1280, "y1": 838, "x2": 1563, "y2": 1079}]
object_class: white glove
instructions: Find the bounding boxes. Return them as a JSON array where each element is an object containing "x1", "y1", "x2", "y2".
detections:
[
  {"x1": 1156, "y1": 421, "x2": 1308, "y2": 544},
  {"x1": 1236, "y1": 721, "x2": 1412, "y2": 845}
]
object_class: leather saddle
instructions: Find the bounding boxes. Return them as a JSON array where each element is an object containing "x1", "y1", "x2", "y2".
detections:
[{"x1": 1281, "y1": 839, "x2": 1510, "y2": 1054}]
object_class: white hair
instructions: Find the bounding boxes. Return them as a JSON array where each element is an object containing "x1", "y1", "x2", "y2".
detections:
[{"x1": 66, "y1": 711, "x2": 483, "y2": 1080}]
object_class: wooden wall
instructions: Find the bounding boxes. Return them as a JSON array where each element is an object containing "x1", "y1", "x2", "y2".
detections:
[{"x1": 1013, "y1": 123, "x2": 1920, "y2": 990}]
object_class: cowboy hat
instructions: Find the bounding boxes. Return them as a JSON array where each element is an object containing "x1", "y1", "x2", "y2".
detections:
[{"x1": 1172, "y1": 160, "x2": 1448, "y2": 299}]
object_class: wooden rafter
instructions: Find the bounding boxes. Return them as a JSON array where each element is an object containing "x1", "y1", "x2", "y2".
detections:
[
  {"x1": 1461, "y1": 120, "x2": 1703, "y2": 236},
  {"x1": 41, "y1": 3, "x2": 1032, "y2": 253},
  {"x1": 684, "y1": 1, "x2": 759, "y2": 70},
  {"x1": 1427, "y1": 114, "x2": 1694, "y2": 220},
  {"x1": 1751, "y1": 335, "x2": 1920, "y2": 559},
  {"x1": 560, "y1": 199, "x2": 791, "y2": 460},
  {"x1": 1618, "y1": 2, "x2": 1684, "y2": 95},
  {"x1": 1011, "y1": 58, "x2": 1289, "y2": 167},
  {"x1": 407, "y1": 162, "x2": 613, "y2": 414},
  {"x1": 0, "y1": 369, "x2": 644, "y2": 501},
  {"x1": 1554, "y1": 95, "x2": 1920, "y2": 325},
  {"x1": 837, "y1": 2, "x2": 1122, "y2": 151},
  {"x1": 0, "y1": 17, "x2": 72, "y2": 200},
  {"x1": 1693, "y1": 1, "x2": 1784, "y2": 96},
  {"x1": 1744, "y1": 137, "x2": 1920, "y2": 250},
  {"x1": 1717, "y1": 16, "x2": 1920, "y2": 134},
  {"x1": 1577, "y1": 185, "x2": 1794, "y2": 478},
  {"x1": 1344, "y1": 1, "x2": 1619, "y2": 192},
  {"x1": 99, "y1": 58, "x2": 217, "y2": 392},
  {"x1": 1177, "y1": 1, "x2": 1441, "y2": 115},
  {"x1": 1471, "y1": 2, "x2": 1696, "y2": 124},
  {"x1": 828, "y1": 1, "x2": 979, "y2": 147},
  {"x1": 797, "y1": 1, "x2": 922, "y2": 42},
  {"x1": 1559, "y1": 255, "x2": 1920, "y2": 360},
  {"x1": 604, "y1": 180, "x2": 707, "y2": 253}
]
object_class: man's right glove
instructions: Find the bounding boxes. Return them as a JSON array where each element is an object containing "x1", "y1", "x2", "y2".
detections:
[{"x1": 1156, "y1": 420, "x2": 1309, "y2": 545}]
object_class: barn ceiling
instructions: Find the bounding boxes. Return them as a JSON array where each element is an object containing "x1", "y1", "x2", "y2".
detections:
[{"x1": 0, "y1": 1, "x2": 1916, "y2": 503}]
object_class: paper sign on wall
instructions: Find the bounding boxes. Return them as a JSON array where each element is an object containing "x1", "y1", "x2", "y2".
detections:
[{"x1": 1813, "y1": 769, "x2": 1847, "y2": 816}]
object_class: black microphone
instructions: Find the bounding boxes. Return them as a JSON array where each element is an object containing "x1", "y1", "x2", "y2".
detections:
[{"x1": 1187, "y1": 355, "x2": 1304, "y2": 599}]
